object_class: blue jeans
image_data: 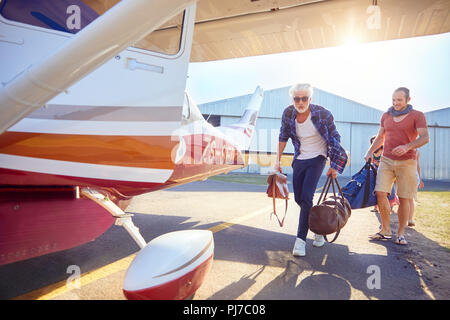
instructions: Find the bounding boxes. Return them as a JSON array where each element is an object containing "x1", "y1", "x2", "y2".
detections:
[{"x1": 292, "y1": 156, "x2": 327, "y2": 240}]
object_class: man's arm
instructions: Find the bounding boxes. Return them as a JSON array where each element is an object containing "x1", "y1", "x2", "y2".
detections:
[
  {"x1": 392, "y1": 127, "x2": 429, "y2": 157},
  {"x1": 325, "y1": 112, "x2": 346, "y2": 178},
  {"x1": 417, "y1": 150, "x2": 424, "y2": 189},
  {"x1": 364, "y1": 127, "x2": 385, "y2": 162},
  {"x1": 276, "y1": 107, "x2": 290, "y2": 172}
]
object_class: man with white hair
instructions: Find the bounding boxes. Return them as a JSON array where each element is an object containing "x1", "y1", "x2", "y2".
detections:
[{"x1": 275, "y1": 83, "x2": 348, "y2": 257}]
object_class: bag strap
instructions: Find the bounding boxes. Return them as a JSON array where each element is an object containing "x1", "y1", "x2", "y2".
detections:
[
  {"x1": 317, "y1": 175, "x2": 332, "y2": 205},
  {"x1": 317, "y1": 175, "x2": 344, "y2": 205},
  {"x1": 270, "y1": 175, "x2": 288, "y2": 227},
  {"x1": 362, "y1": 159, "x2": 377, "y2": 208},
  {"x1": 333, "y1": 177, "x2": 343, "y2": 195},
  {"x1": 332, "y1": 177, "x2": 346, "y2": 208},
  {"x1": 324, "y1": 177, "x2": 345, "y2": 243},
  {"x1": 324, "y1": 218, "x2": 341, "y2": 243}
]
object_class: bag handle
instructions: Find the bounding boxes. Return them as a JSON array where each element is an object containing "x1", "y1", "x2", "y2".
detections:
[
  {"x1": 358, "y1": 158, "x2": 377, "y2": 174},
  {"x1": 317, "y1": 175, "x2": 332, "y2": 205},
  {"x1": 331, "y1": 177, "x2": 346, "y2": 208},
  {"x1": 318, "y1": 175, "x2": 345, "y2": 243},
  {"x1": 270, "y1": 174, "x2": 288, "y2": 227},
  {"x1": 317, "y1": 174, "x2": 345, "y2": 206},
  {"x1": 362, "y1": 158, "x2": 378, "y2": 208}
]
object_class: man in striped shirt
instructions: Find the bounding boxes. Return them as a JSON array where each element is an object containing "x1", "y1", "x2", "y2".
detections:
[{"x1": 275, "y1": 83, "x2": 348, "y2": 257}]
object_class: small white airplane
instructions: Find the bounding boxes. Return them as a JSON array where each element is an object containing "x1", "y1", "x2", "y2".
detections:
[{"x1": 0, "y1": 0, "x2": 448, "y2": 299}]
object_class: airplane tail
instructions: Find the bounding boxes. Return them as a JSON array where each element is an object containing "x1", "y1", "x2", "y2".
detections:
[{"x1": 217, "y1": 86, "x2": 264, "y2": 151}]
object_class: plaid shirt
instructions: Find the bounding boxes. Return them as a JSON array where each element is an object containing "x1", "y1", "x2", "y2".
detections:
[{"x1": 279, "y1": 104, "x2": 348, "y2": 173}]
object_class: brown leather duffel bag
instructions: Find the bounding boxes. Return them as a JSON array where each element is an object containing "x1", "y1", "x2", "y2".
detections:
[
  {"x1": 266, "y1": 172, "x2": 289, "y2": 227},
  {"x1": 309, "y1": 175, "x2": 351, "y2": 243}
]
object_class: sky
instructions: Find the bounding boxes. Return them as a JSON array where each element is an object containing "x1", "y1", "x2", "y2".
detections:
[{"x1": 186, "y1": 32, "x2": 450, "y2": 113}]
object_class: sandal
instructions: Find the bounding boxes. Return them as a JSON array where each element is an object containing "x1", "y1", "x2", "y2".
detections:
[
  {"x1": 395, "y1": 235, "x2": 408, "y2": 245},
  {"x1": 369, "y1": 232, "x2": 393, "y2": 241}
]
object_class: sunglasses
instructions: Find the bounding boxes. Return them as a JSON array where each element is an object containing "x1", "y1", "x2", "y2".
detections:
[{"x1": 293, "y1": 96, "x2": 309, "y2": 103}]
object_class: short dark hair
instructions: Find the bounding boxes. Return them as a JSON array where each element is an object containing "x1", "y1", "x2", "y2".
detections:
[
  {"x1": 394, "y1": 87, "x2": 410, "y2": 100},
  {"x1": 370, "y1": 135, "x2": 376, "y2": 144}
]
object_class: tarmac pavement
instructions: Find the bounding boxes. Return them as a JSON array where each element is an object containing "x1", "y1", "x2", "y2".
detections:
[{"x1": 0, "y1": 176, "x2": 448, "y2": 300}]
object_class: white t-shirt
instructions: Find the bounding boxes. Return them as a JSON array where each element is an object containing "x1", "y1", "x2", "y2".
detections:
[{"x1": 295, "y1": 113, "x2": 328, "y2": 160}]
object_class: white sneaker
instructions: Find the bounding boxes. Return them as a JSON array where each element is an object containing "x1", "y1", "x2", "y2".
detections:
[
  {"x1": 292, "y1": 237, "x2": 306, "y2": 256},
  {"x1": 313, "y1": 234, "x2": 325, "y2": 247}
]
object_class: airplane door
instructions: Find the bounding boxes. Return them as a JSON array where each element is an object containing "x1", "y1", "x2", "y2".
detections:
[
  {"x1": 0, "y1": 1, "x2": 196, "y2": 127},
  {"x1": 0, "y1": 2, "x2": 197, "y2": 187},
  {"x1": 48, "y1": 3, "x2": 196, "y2": 117}
]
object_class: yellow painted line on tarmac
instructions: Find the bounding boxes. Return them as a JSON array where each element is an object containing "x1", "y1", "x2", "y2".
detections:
[
  {"x1": 12, "y1": 254, "x2": 136, "y2": 300},
  {"x1": 12, "y1": 187, "x2": 322, "y2": 300},
  {"x1": 13, "y1": 186, "x2": 323, "y2": 300},
  {"x1": 12, "y1": 204, "x2": 279, "y2": 300}
]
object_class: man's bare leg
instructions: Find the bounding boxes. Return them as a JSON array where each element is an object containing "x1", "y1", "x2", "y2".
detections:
[
  {"x1": 397, "y1": 197, "x2": 410, "y2": 236},
  {"x1": 373, "y1": 191, "x2": 392, "y2": 237},
  {"x1": 408, "y1": 198, "x2": 415, "y2": 226}
]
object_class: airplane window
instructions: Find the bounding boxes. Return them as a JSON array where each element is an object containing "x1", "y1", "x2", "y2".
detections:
[
  {"x1": 203, "y1": 114, "x2": 221, "y2": 127},
  {"x1": 0, "y1": 0, "x2": 184, "y2": 55},
  {"x1": 133, "y1": 12, "x2": 184, "y2": 55}
]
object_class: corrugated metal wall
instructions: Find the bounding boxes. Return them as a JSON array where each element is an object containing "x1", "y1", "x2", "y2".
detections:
[
  {"x1": 420, "y1": 126, "x2": 450, "y2": 181},
  {"x1": 423, "y1": 107, "x2": 450, "y2": 127},
  {"x1": 200, "y1": 86, "x2": 384, "y2": 122},
  {"x1": 199, "y1": 88, "x2": 450, "y2": 181}
]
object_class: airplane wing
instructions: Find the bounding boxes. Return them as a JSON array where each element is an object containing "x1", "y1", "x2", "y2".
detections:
[
  {"x1": 1, "y1": 0, "x2": 448, "y2": 134},
  {"x1": 191, "y1": 0, "x2": 450, "y2": 62},
  {"x1": 0, "y1": 0, "x2": 196, "y2": 134}
]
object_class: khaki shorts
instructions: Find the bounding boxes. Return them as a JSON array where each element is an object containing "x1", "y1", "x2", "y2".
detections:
[{"x1": 375, "y1": 156, "x2": 417, "y2": 199}]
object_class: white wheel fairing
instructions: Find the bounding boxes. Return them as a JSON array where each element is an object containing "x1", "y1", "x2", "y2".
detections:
[{"x1": 123, "y1": 230, "x2": 214, "y2": 292}]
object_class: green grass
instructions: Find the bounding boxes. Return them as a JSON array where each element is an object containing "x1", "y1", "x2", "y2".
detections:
[
  {"x1": 208, "y1": 174, "x2": 270, "y2": 186},
  {"x1": 415, "y1": 191, "x2": 450, "y2": 248}
]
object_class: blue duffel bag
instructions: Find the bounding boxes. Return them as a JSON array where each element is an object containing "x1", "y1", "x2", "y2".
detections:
[{"x1": 342, "y1": 160, "x2": 396, "y2": 209}]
